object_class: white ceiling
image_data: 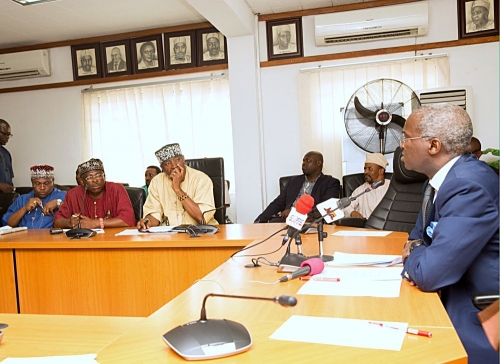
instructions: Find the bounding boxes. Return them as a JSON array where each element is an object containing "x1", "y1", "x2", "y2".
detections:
[{"x1": 0, "y1": 0, "x2": 393, "y2": 49}]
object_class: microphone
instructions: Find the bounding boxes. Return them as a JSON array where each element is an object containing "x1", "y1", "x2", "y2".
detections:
[
  {"x1": 65, "y1": 185, "x2": 96, "y2": 239},
  {"x1": 279, "y1": 257, "x2": 325, "y2": 282},
  {"x1": 200, "y1": 206, "x2": 225, "y2": 225},
  {"x1": 283, "y1": 194, "x2": 315, "y2": 243},
  {"x1": 162, "y1": 293, "x2": 297, "y2": 360},
  {"x1": 315, "y1": 180, "x2": 384, "y2": 224}
]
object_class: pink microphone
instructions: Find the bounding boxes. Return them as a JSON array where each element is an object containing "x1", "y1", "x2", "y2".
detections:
[{"x1": 279, "y1": 258, "x2": 325, "y2": 282}]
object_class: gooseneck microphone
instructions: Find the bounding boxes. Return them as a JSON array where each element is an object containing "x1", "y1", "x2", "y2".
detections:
[
  {"x1": 200, "y1": 206, "x2": 225, "y2": 225},
  {"x1": 279, "y1": 257, "x2": 325, "y2": 282},
  {"x1": 336, "y1": 180, "x2": 384, "y2": 210},
  {"x1": 162, "y1": 293, "x2": 297, "y2": 360},
  {"x1": 65, "y1": 185, "x2": 97, "y2": 239}
]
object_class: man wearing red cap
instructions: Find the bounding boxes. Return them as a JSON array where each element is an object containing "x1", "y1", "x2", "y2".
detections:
[{"x1": 2, "y1": 165, "x2": 66, "y2": 229}]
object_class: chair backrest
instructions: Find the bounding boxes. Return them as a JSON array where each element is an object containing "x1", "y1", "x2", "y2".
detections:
[
  {"x1": 365, "y1": 147, "x2": 428, "y2": 233},
  {"x1": 342, "y1": 172, "x2": 393, "y2": 198},
  {"x1": 0, "y1": 192, "x2": 19, "y2": 225},
  {"x1": 124, "y1": 187, "x2": 146, "y2": 223},
  {"x1": 184, "y1": 158, "x2": 225, "y2": 224},
  {"x1": 15, "y1": 186, "x2": 33, "y2": 195},
  {"x1": 279, "y1": 175, "x2": 299, "y2": 195}
]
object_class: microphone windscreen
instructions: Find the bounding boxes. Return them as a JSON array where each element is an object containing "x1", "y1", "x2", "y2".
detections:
[
  {"x1": 277, "y1": 295, "x2": 298, "y2": 307},
  {"x1": 295, "y1": 194, "x2": 315, "y2": 214},
  {"x1": 300, "y1": 257, "x2": 325, "y2": 275},
  {"x1": 371, "y1": 180, "x2": 384, "y2": 189}
]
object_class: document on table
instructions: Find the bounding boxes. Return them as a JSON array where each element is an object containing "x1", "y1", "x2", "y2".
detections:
[
  {"x1": 298, "y1": 267, "x2": 402, "y2": 297},
  {"x1": 115, "y1": 227, "x2": 178, "y2": 236},
  {"x1": 270, "y1": 316, "x2": 407, "y2": 351},
  {"x1": 332, "y1": 230, "x2": 392, "y2": 237},
  {"x1": 1, "y1": 353, "x2": 98, "y2": 363},
  {"x1": 328, "y1": 252, "x2": 402, "y2": 267}
]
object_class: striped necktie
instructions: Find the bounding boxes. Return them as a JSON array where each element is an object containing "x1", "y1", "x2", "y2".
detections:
[{"x1": 422, "y1": 183, "x2": 435, "y2": 229}]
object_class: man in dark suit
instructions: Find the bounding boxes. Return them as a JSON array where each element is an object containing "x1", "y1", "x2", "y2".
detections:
[
  {"x1": 107, "y1": 47, "x2": 126, "y2": 73},
  {"x1": 254, "y1": 151, "x2": 340, "y2": 223},
  {"x1": 400, "y1": 104, "x2": 499, "y2": 363}
]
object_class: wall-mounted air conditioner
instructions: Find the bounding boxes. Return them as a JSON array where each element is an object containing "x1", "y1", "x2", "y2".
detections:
[
  {"x1": 315, "y1": 1, "x2": 428, "y2": 46},
  {"x1": 416, "y1": 85, "x2": 474, "y2": 120},
  {"x1": 0, "y1": 49, "x2": 51, "y2": 81}
]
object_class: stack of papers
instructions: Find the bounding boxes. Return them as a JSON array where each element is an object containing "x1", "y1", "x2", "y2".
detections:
[
  {"x1": 0, "y1": 226, "x2": 27, "y2": 235},
  {"x1": 0, "y1": 353, "x2": 98, "y2": 363},
  {"x1": 328, "y1": 252, "x2": 402, "y2": 267}
]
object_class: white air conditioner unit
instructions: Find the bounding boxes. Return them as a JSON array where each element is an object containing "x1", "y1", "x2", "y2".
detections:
[
  {"x1": 416, "y1": 86, "x2": 474, "y2": 119},
  {"x1": 0, "y1": 49, "x2": 51, "y2": 81},
  {"x1": 315, "y1": 1, "x2": 428, "y2": 46}
]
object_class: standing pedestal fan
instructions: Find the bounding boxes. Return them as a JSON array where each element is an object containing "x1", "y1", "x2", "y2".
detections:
[{"x1": 344, "y1": 79, "x2": 421, "y2": 154}]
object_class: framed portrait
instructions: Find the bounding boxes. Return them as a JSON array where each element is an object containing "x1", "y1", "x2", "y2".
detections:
[
  {"x1": 131, "y1": 34, "x2": 164, "y2": 74},
  {"x1": 100, "y1": 39, "x2": 132, "y2": 78},
  {"x1": 165, "y1": 30, "x2": 196, "y2": 70},
  {"x1": 196, "y1": 28, "x2": 228, "y2": 67},
  {"x1": 458, "y1": 0, "x2": 499, "y2": 39},
  {"x1": 71, "y1": 43, "x2": 102, "y2": 81},
  {"x1": 266, "y1": 18, "x2": 303, "y2": 61}
]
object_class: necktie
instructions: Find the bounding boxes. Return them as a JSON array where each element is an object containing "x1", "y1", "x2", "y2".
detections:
[{"x1": 422, "y1": 183, "x2": 435, "y2": 229}]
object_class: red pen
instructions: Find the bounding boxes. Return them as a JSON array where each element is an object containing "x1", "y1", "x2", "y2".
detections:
[
  {"x1": 369, "y1": 322, "x2": 432, "y2": 338},
  {"x1": 299, "y1": 277, "x2": 341, "y2": 282}
]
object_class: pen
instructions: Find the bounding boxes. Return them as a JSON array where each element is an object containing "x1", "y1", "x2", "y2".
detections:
[
  {"x1": 299, "y1": 277, "x2": 341, "y2": 282},
  {"x1": 368, "y1": 322, "x2": 432, "y2": 338}
]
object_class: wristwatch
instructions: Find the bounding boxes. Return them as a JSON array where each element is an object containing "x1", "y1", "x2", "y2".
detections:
[
  {"x1": 56, "y1": 199, "x2": 63, "y2": 208},
  {"x1": 409, "y1": 239, "x2": 425, "y2": 252}
]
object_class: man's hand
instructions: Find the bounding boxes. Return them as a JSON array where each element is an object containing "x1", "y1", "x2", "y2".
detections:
[
  {"x1": 78, "y1": 215, "x2": 97, "y2": 229},
  {"x1": 25, "y1": 197, "x2": 42, "y2": 213},
  {"x1": 281, "y1": 209, "x2": 291, "y2": 219},
  {"x1": 42, "y1": 200, "x2": 58, "y2": 216},
  {"x1": 170, "y1": 163, "x2": 186, "y2": 190},
  {"x1": 137, "y1": 218, "x2": 151, "y2": 232},
  {"x1": 402, "y1": 239, "x2": 423, "y2": 263},
  {"x1": 0, "y1": 183, "x2": 14, "y2": 193},
  {"x1": 350, "y1": 211, "x2": 363, "y2": 218}
]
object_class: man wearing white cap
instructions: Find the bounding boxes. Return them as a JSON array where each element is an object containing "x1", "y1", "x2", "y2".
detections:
[
  {"x1": 2, "y1": 165, "x2": 66, "y2": 229},
  {"x1": 137, "y1": 143, "x2": 217, "y2": 231},
  {"x1": 343, "y1": 153, "x2": 390, "y2": 219},
  {"x1": 78, "y1": 49, "x2": 97, "y2": 75},
  {"x1": 466, "y1": 0, "x2": 494, "y2": 32},
  {"x1": 273, "y1": 24, "x2": 297, "y2": 55},
  {"x1": 170, "y1": 37, "x2": 191, "y2": 65},
  {"x1": 202, "y1": 32, "x2": 225, "y2": 61}
]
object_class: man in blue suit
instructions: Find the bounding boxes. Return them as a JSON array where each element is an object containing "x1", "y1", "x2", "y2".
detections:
[{"x1": 401, "y1": 104, "x2": 499, "y2": 363}]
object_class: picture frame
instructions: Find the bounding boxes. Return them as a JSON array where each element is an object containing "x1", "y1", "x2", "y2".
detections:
[
  {"x1": 131, "y1": 34, "x2": 164, "y2": 74},
  {"x1": 266, "y1": 18, "x2": 303, "y2": 61},
  {"x1": 71, "y1": 43, "x2": 102, "y2": 81},
  {"x1": 100, "y1": 39, "x2": 132, "y2": 78},
  {"x1": 164, "y1": 30, "x2": 196, "y2": 70},
  {"x1": 196, "y1": 28, "x2": 228, "y2": 67},
  {"x1": 458, "y1": 0, "x2": 499, "y2": 39}
]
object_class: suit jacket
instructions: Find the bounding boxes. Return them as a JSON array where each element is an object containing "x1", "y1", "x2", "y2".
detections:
[
  {"x1": 255, "y1": 173, "x2": 340, "y2": 222},
  {"x1": 403, "y1": 154, "x2": 499, "y2": 363},
  {"x1": 107, "y1": 59, "x2": 126, "y2": 72}
]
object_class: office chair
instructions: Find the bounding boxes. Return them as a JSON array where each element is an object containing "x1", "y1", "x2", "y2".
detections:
[
  {"x1": 0, "y1": 192, "x2": 19, "y2": 225},
  {"x1": 14, "y1": 187, "x2": 33, "y2": 195},
  {"x1": 184, "y1": 157, "x2": 226, "y2": 224},
  {"x1": 342, "y1": 172, "x2": 393, "y2": 199},
  {"x1": 124, "y1": 187, "x2": 146, "y2": 223}
]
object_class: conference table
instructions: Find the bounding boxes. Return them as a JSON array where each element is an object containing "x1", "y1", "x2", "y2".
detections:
[{"x1": 0, "y1": 224, "x2": 467, "y2": 363}]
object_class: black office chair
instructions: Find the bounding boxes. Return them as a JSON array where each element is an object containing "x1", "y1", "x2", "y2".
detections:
[
  {"x1": 0, "y1": 192, "x2": 19, "y2": 225},
  {"x1": 364, "y1": 147, "x2": 427, "y2": 233},
  {"x1": 185, "y1": 157, "x2": 226, "y2": 224},
  {"x1": 124, "y1": 187, "x2": 146, "y2": 223},
  {"x1": 14, "y1": 186, "x2": 33, "y2": 195}
]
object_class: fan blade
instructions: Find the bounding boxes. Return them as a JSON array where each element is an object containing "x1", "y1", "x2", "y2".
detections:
[
  {"x1": 391, "y1": 114, "x2": 406, "y2": 128},
  {"x1": 354, "y1": 97, "x2": 376, "y2": 119}
]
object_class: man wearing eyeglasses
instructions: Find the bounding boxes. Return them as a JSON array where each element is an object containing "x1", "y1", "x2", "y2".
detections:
[
  {"x1": 400, "y1": 104, "x2": 499, "y2": 363},
  {"x1": 0, "y1": 119, "x2": 14, "y2": 193},
  {"x1": 2, "y1": 165, "x2": 66, "y2": 229},
  {"x1": 54, "y1": 158, "x2": 135, "y2": 229}
]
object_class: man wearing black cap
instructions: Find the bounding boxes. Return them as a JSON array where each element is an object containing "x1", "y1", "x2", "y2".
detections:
[{"x1": 137, "y1": 143, "x2": 217, "y2": 231}]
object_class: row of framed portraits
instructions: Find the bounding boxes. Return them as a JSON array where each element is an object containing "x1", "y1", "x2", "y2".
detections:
[{"x1": 71, "y1": 28, "x2": 227, "y2": 81}]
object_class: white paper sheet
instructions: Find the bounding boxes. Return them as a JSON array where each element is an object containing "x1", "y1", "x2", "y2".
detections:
[
  {"x1": 332, "y1": 230, "x2": 392, "y2": 237},
  {"x1": 270, "y1": 316, "x2": 407, "y2": 351},
  {"x1": 298, "y1": 267, "x2": 402, "y2": 297},
  {"x1": 328, "y1": 252, "x2": 402, "y2": 267},
  {"x1": 1, "y1": 353, "x2": 98, "y2": 363},
  {"x1": 115, "y1": 227, "x2": 178, "y2": 236}
]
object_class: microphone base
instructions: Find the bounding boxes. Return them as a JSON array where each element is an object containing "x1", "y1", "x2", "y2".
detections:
[
  {"x1": 277, "y1": 253, "x2": 308, "y2": 273},
  {"x1": 65, "y1": 228, "x2": 97, "y2": 239},
  {"x1": 309, "y1": 254, "x2": 334, "y2": 262}
]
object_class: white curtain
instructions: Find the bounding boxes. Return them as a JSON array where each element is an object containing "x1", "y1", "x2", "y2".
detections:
[
  {"x1": 82, "y1": 78, "x2": 234, "y2": 189},
  {"x1": 298, "y1": 56, "x2": 450, "y2": 178}
]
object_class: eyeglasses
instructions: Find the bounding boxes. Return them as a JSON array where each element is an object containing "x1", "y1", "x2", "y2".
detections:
[
  {"x1": 84, "y1": 173, "x2": 105, "y2": 182},
  {"x1": 33, "y1": 181, "x2": 53, "y2": 188},
  {"x1": 399, "y1": 135, "x2": 432, "y2": 144},
  {"x1": 0, "y1": 131, "x2": 13, "y2": 138}
]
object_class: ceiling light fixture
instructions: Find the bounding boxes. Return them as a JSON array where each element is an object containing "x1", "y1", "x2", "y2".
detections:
[{"x1": 11, "y1": 0, "x2": 59, "y2": 6}]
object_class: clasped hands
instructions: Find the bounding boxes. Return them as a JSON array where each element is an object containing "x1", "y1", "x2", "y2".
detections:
[
  {"x1": 25, "y1": 198, "x2": 59, "y2": 216},
  {"x1": 69, "y1": 214, "x2": 99, "y2": 229}
]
